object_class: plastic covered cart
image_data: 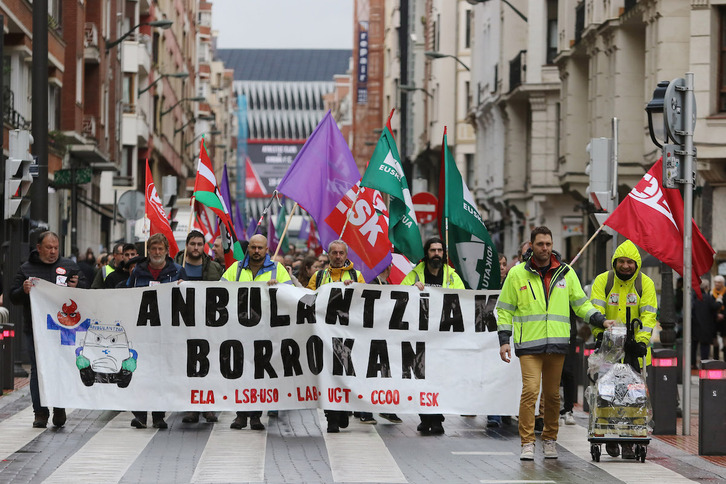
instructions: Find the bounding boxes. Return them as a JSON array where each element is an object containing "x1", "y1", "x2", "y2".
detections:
[{"x1": 585, "y1": 317, "x2": 652, "y2": 462}]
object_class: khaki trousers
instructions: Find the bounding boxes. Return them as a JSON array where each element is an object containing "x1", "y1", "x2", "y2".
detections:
[{"x1": 518, "y1": 353, "x2": 565, "y2": 445}]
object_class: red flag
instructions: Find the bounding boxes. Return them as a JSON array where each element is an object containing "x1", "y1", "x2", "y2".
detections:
[
  {"x1": 604, "y1": 158, "x2": 714, "y2": 296},
  {"x1": 144, "y1": 160, "x2": 179, "y2": 257}
]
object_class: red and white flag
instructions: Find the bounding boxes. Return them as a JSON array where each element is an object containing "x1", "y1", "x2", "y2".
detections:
[
  {"x1": 144, "y1": 160, "x2": 179, "y2": 257},
  {"x1": 604, "y1": 158, "x2": 714, "y2": 296},
  {"x1": 387, "y1": 253, "x2": 414, "y2": 285}
]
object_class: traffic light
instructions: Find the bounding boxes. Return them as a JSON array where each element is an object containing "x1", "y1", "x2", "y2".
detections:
[
  {"x1": 585, "y1": 137, "x2": 615, "y2": 227},
  {"x1": 4, "y1": 130, "x2": 33, "y2": 220}
]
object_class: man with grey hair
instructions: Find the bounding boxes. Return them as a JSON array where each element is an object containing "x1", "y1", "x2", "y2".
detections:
[{"x1": 307, "y1": 239, "x2": 366, "y2": 431}]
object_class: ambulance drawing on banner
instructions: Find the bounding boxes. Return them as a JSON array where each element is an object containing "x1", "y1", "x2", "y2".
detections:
[{"x1": 75, "y1": 321, "x2": 138, "y2": 388}]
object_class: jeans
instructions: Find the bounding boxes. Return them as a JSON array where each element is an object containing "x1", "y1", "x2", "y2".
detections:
[
  {"x1": 518, "y1": 353, "x2": 565, "y2": 444},
  {"x1": 26, "y1": 331, "x2": 48, "y2": 416}
]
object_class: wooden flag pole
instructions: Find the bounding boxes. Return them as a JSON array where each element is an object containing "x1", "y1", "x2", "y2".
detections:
[
  {"x1": 143, "y1": 214, "x2": 149, "y2": 257},
  {"x1": 182, "y1": 195, "x2": 196, "y2": 268},
  {"x1": 568, "y1": 225, "x2": 604, "y2": 267},
  {"x1": 444, "y1": 218, "x2": 450, "y2": 289},
  {"x1": 273, "y1": 202, "x2": 299, "y2": 259}
]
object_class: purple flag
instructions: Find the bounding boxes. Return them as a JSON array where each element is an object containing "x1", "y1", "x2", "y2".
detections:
[
  {"x1": 234, "y1": 201, "x2": 246, "y2": 241},
  {"x1": 267, "y1": 214, "x2": 279, "y2": 252},
  {"x1": 277, "y1": 111, "x2": 391, "y2": 281},
  {"x1": 219, "y1": 164, "x2": 239, "y2": 238},
  {"x1": 298, "y1": 217, "x2": 310, "y2": 242},
  {"x1": 246, "y1": 217, "x2": 258, "y2": 240}
]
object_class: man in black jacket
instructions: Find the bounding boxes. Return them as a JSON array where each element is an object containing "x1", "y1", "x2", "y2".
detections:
[{"x1": 10, "y1": 231, "x2": 87, "y2": 428}]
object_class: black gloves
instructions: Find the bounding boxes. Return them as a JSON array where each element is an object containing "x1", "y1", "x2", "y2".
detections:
[{"x1": 625, "y1": 340, "x2": 648, "y2": 357}]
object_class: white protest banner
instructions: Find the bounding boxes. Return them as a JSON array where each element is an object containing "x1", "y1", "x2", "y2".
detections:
[{"x1": 30, "y1": 279, "x2": 521, "y2": 414}]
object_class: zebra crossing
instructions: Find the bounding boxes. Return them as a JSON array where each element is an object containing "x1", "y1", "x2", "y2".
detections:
[{"x1": 0, "y1": 391, "x2": 715, "y2": 483}]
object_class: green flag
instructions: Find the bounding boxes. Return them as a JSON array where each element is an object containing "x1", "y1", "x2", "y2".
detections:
[
  {"x1": 276, "y1": 201, "x2": 289, "y2": 253},
  {"x1": 437, "y1": 128, "x2": 500, "y2": 290},
  {"x1": 361, "y1": 127, "x2": 424, "y2": 262}
]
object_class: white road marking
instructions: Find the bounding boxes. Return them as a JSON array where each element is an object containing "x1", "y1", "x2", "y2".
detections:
[
  {"x1": 191, "y1": 412, "x2": 268, "y2": 483},
  {"x1": 318, "y1": 409, "x2": 407, "y2": 483},
  {"x1": 43, "y1": 412, "x2": 157, "y2": 483},
  {"x1": 452, "y1": 451, "x2": 514, "y2": 455},
  {"x1": 557, "y1": 423, "x2": 698, "y2": 483},
  {"x1": 0, "y1": 406, "x2": 46, "y2": 460}
]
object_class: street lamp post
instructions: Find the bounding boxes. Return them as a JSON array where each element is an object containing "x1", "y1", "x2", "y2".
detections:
[
  {"x1": 424, "y1": 51, "x2": 471, "y2": 71},
  {"x1": 646, "y1": 74, "x2": 697, "y2": 435},
  {"x1": 105, "y1": 19, "x2": 173, "y2": 51},
  {"x1": 138, "y1": 72, "x2": 189, "y2": 96},
  {"x1": 400, "y1": 83, "x2": 433, "y2": 98},
  {"x1": 161, "y1": 96, "x2": 205, "y2": 117}
]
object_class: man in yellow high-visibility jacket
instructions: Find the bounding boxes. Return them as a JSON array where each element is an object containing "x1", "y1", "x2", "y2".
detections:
[
  {"x1": 589, "y1": 239, "x2": 657, "y2": 459},
  {"x1": 221, "y1": 234, "x2": 291, "y2": 431},
  {"x1": 497, "y1": 226, "x2": 613, "y2": 461}
]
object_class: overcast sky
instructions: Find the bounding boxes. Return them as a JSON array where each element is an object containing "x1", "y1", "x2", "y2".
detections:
[{"x1": 212, "y1": 0, "x2": 354, "y2": 50}]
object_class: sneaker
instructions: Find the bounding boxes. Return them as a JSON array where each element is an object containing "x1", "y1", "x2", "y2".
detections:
[
  {"x1": 621, "y1": 444, "x2": 636, "y2": 460},
  {"x1": 250, "y1": 416, "x2": 265, "y2": 430},
  {"x1": 33, "y1": 413, "x2": 49, "y2": 429},
  {"x1": 520, "y1": 443, "x2": 535, "y2": 461},
  {"x1": 182, "y1": 412, "x2": 199, "y2": 423},
  {"x1": 338, "y1": 412, "x2": 349, "y2": 429},
  {"x1": 605, "y1": 442, "x2": 620, "y2": 457},
  {"x1": 52, "y1": 408, "x2": 66, "y2": 428},
  {"x1": 564, "y1": 411, "x2": 576, "y2": 426},
  {"x1": 359, "y1": 415, "x2": 377, "y2": 424},
  {"x1": 429, "y1": 422, "x2": 445, "y2": 435},
  {"x1": 230, "y1": 415, "x2": 248, "y2": 429},
  {"x1": 130, "y1": 418, "x2": 147, "y2": 429},
  {"x1": 152, "y1": 418, "x2": 168, "y2": 429},
  {"x1": 203, "y1": 412, "x2": 218, "y2": 423},
  {"x1": 543, "y1": 440, "x2": 558, "y2": 459},
  {"x1": 379, "y1": 413, "x2": 402, "y2": 423},
  {"x1": 534, "y1": 417, "x2": 544, "y2": 433}
]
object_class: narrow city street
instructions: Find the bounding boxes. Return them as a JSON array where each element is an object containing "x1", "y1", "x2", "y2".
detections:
[{"x1": 0, "y1": 377, "x2": 724, "y2": 484}]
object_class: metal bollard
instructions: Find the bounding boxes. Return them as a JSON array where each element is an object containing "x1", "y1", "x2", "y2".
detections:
[
  {"x1": 582, "y1": 342, "x2": 596, "y2": 413},
  {"x1": 698, "y1": 360, "x2": 726, "y2": 455},
  {"x1": 1, "y1": 325, "x2": 15, "y2": 391},
  {"x1": 646, "y1": 348, "x2": 678, "y2": 434}
]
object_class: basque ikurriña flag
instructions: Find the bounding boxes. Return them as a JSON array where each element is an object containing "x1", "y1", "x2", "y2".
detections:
[
  {"x1": 277, "y1": 111, "x2": 391, "y2": 281},
  {"x1": 604, "y1": 158, "x2": 714, "y2": 297},
  {"x1": 144, "y1": 160, "x2": 179, "y2": 257},
  {"x1": 192, "y1": 141, "x2": 245, "y2": 268},
  {"x1": 437, "y1": 128, "x2": 499, "y2": 290}
]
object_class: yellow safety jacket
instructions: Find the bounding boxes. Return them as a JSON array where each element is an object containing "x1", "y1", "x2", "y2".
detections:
[
  {"x1": 400, "y1": 261, "x2": 465, "y2": 289},
  {"x1": 497, "y1": 252, "x2": 603, "y2": 356},
  {"x1": 221, "y1": 254, "x2": 292, "y2": 284},
  {"x1": 590, "y1": 240, "x2": 657, "y2": 365},
  {"x1": 307, "y1": 260, "x2": 364, "y2": 289}
]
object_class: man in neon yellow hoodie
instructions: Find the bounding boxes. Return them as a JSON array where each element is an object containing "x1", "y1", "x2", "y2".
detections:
[
  {"x1": 402, "y1": 237, "x2": 464, "y2": 435},
  {"x1": 589, "y1": 239, "x2": 657, "y2": 459}
]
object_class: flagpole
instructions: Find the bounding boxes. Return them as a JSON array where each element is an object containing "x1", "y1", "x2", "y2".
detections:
[
  {"x1": 143, "y1": 214, "x2": 148, "y2": 257},
  {"x1": 274, "y1": 203, "x2": 298, "y2": 259},
  {"x1": 444, "y1": 217, "x2": 450, "y2": 289},
  {"x1": 182, "y1": 196, "x2": 196, "y2": 268},
  {"x1": 568, "y1": 225, "x2": 605, "y2": 267}
]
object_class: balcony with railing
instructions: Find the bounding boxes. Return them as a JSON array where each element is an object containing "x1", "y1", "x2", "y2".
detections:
[
  {"x1": 84, "y1": 23, "x2": 100, "y2": 63},
  {"x1": 3, "y1": 88, "x2": 30, "y2": 129},
  {"x1": 508, "y1": 50, "x2": 526, "y2": 93},
  {"x1": 82, "y1": 115, "x2": 97, "y2": 139}
]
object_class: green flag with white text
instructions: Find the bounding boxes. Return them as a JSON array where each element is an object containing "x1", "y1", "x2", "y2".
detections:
[
  {"x1": 437, "y1": 128, "x2": 499, "y2": 290},
  {"x1": 361, "y1": 127, "x2": 424, "y2": 263}
]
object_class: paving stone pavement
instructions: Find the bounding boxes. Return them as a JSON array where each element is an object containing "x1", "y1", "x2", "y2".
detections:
[{"x1": 1, "y1": 384, "x2": 725, "y2": 483}]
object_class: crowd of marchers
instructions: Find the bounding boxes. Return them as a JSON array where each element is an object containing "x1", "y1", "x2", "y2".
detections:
[{"x1": 7, "y1": 226, "x2": 726, "y2": 463}]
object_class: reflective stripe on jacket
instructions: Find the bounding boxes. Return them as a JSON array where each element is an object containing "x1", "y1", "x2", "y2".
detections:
[
  {"x1": 400, "y1": 261, "x2": 465, "y2": 289},
  {"x1": 496, "y1": 252, "x2": 601, "y2": 356},
  {"x1": 221, "y1": 254, "x2": 292, "y2": 284}
]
